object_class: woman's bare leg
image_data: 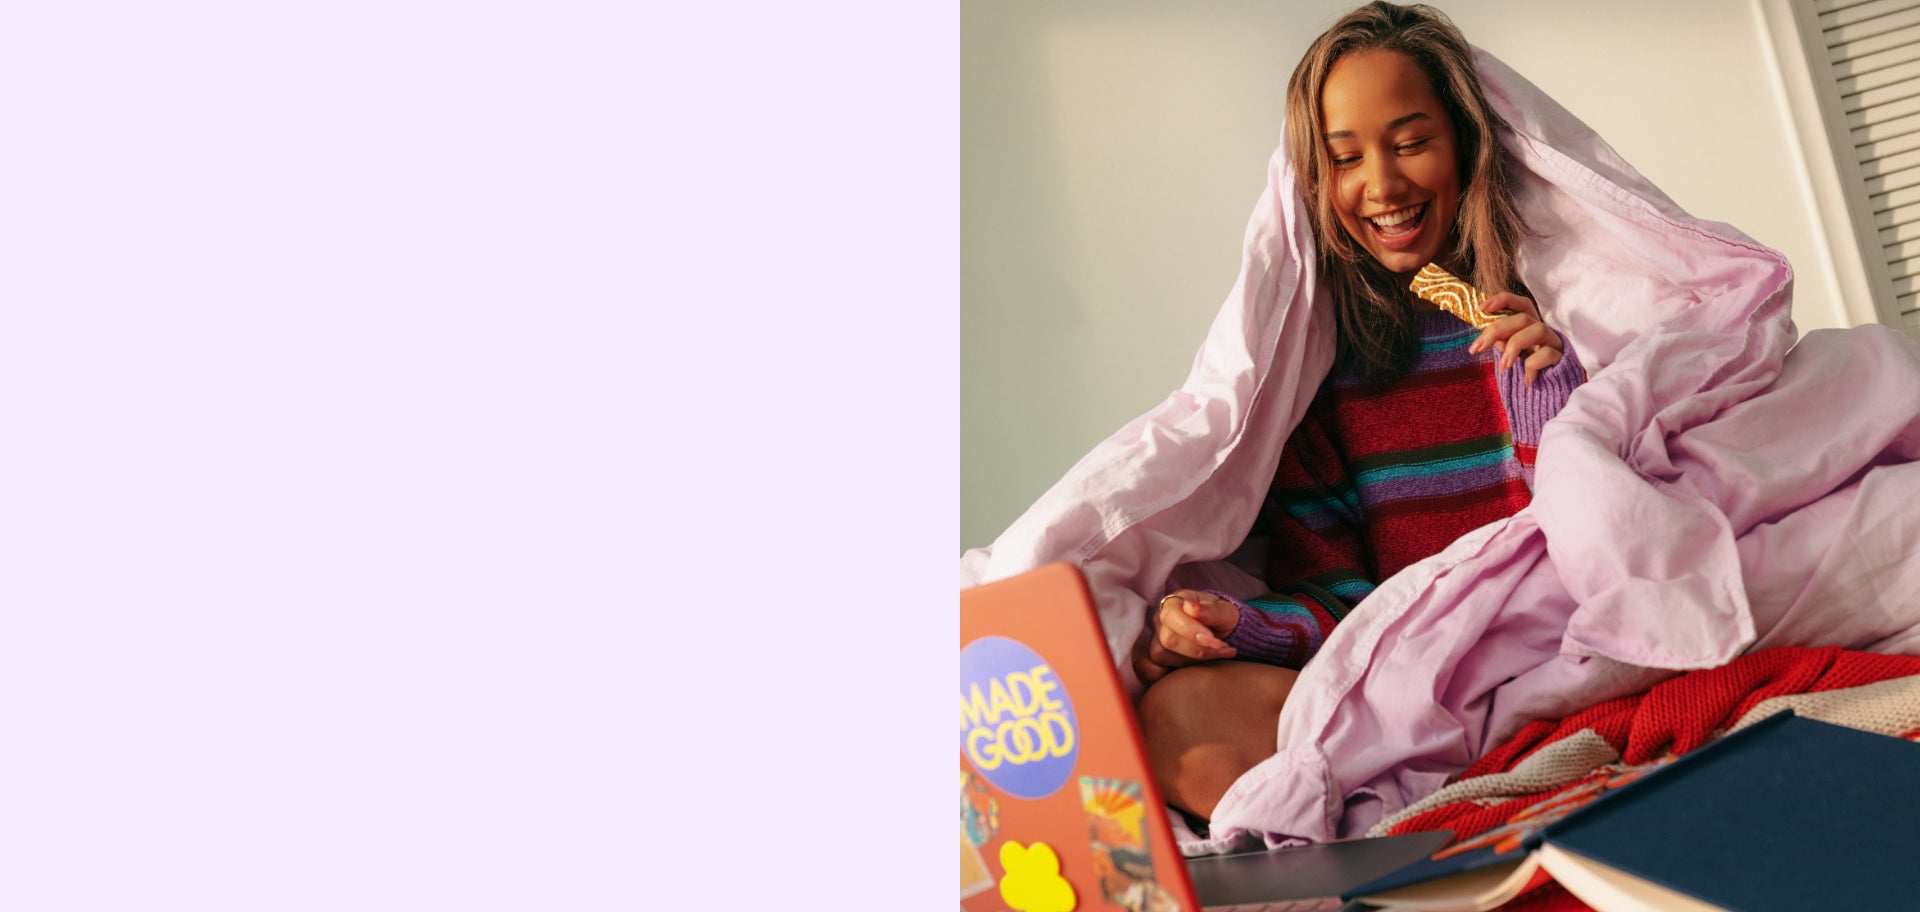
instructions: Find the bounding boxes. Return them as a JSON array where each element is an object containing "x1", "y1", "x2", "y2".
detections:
[{"x1": 1135, "y1": 660, "x2": 1299, "y2": 820}]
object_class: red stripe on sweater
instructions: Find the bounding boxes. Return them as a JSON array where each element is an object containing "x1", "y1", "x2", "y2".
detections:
[
  {"x1": 1368, "y1": 480, "x2": 1532, "y2": 579},
  {"x1": 1335, "y1": 364, "x2": 1509, "y2": 458}
]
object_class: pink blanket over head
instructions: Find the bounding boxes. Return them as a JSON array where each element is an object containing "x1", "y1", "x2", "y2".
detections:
[{"x1": 959, "y1": 49, "x2": 1920, "y2": 848}]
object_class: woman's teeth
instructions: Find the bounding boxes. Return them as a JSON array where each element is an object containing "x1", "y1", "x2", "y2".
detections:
[{"x1": 1370, "y1": 203, "x2": 1425, "y2": 233}]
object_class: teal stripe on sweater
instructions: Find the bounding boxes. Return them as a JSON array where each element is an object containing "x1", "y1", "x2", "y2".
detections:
[
  {"x1": 1269, "y1": 479, "x2": 1361, "y2": 524},
  {"x1": 1352, "y1": 445, "x2": 1512, "y2": 487},
  {"x1": 1325, "y1": 577, "x2": 1373, "y2": 604}
]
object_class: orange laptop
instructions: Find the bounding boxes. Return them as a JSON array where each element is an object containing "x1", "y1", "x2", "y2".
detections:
[{"x1": 960, "y1": 562, "x2": 1448, "y2": 912}]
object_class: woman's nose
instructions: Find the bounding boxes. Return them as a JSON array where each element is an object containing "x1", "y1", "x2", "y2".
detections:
[{"x1": 1364, "y1": 156, "x2": 1407, "y2": 202}]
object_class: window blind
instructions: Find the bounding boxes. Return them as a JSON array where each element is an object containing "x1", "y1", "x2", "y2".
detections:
[{"x1": 1819, "y1": 0, "x2": 1920, "y2": 333}]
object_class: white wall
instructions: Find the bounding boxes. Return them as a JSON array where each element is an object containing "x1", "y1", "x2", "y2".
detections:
[{"x1": 962, "y1": 0, "x2": 1846, "y2": 552}]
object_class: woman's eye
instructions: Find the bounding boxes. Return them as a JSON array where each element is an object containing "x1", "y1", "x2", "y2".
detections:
[
  {"x1": 1331, "y1": 155, "x2": 1361, "y2": 170},
  {"x1": 1396, "y1": 139, "x2": 1430, "y2": 154}
]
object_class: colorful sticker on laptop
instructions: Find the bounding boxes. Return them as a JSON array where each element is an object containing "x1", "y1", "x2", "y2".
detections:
[
  {"x1": 998, "y1": 840, "x2": 1076, "y2": 912},
  {"x1": 1079, "y1": 776, "x2": 1181, "y2": 912},
  {"x1": 961, "y1": 821, "x2": 996, "y2": 899},
  {"x1": 962, "y1": 770, "x2": 999, "y2": 846},
  {"x1": 960, "y1": 636, "x2": 1078, "y2": 800}
]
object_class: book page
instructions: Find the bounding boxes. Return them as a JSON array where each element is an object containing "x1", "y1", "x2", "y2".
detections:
[
  {"x1": 1355, "y1": 857, "x2": 1545, "y2": 912},
  {"x1": 1537, "y1": 844, "x2": 1725, "y2": 912}
]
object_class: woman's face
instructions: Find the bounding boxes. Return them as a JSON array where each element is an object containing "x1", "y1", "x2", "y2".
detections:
[{"x1": 1319, "y1": 48, "x2": 1462, "y2": 276}]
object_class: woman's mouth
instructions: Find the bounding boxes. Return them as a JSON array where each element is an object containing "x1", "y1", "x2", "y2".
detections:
[{"x1": 1367, "y1": 202, "x2": 1427, "y2": 238}]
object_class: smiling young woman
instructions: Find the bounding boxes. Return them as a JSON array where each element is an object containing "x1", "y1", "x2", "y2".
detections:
[{"x1": 1129, "y1": 2, "x2": 1585, "y2": 824}]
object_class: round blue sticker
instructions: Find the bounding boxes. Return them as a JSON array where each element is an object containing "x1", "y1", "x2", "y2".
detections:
[{"x1": 959, "y1": 636, "x2": 1078, "y2": 800}]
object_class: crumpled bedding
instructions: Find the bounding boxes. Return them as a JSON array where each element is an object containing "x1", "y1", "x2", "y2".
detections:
[{"x1": 958, "y1": 46, "x2": 1920, "y2": 849}]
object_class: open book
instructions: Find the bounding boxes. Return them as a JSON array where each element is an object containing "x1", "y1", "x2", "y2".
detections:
[{"x1": 1343, "y1": 711, "x2": 1920, "y2": 912}]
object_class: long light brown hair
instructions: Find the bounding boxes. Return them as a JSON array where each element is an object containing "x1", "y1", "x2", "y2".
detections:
[{"x1": 1285, "y1": 1, "x2": 1531, "y2": 383}]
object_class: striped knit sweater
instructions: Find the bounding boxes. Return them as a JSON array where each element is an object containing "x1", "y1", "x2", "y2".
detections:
[{"x1": 1217, "y1": 310, "x2": 1585, "y2": 668}]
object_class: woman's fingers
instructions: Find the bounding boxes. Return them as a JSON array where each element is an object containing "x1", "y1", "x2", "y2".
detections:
[
  {"x1": 1497, "y1": 322, "x2": 1561, "y2": 372},
  {"x1": 1496, "y1": 324, "x2": 1527, "y2": 372},
  {"x1": 1149, "y1": 629, "x2": 1202, "y2": 668},
  {"x1": 1523, "y1": 344, "x2": 1564, "y2": 386},
  {"x1": 1181, "y1": 596, "x2": 1240, "y2": 642},
  {"x1": 1483, "y1": 291, "x2": 1539, "y2": 321},
  {"x1": 1158, "y1": 592, "x2": 1212, "y2": 637},
  {"x1": 1154, "y1": 619, "x2": 1234, "y2": 663},
  {"x1": 1167, "y1": 590, "x2": 1240, "y2": 647},
  {"x1": 1516, "y1": 319, "x2": 1562, "y2": 351},
  {"x1": 1471, "y1": 312, "x2": 1565, "y2": 383},
  {"x1": 1151, "y1": 592, "x2": 1236, "y2": 664},
  {"x1": 1130, "y1": 618, "x2": 1163, "y2": 685},
  {"x1": 1469, "y1": 293, "x2": 1559, "y2": 358}
]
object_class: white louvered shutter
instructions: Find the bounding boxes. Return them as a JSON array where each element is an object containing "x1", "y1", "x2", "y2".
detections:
[{"x1": 1801, "y1": 0, "x2": 1920, "y2": 335}]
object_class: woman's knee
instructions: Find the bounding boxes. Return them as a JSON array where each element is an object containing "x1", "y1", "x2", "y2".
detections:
[
  {"x1": 1137, "y1": 661, "x2": 1231, "y2": 745},
  {"x1": 1135, "y1": 661, "x2": 1299, "y2": 819},
  {"x1": 1138, "y1": 661, "x2": 1298, "y2": 735}
]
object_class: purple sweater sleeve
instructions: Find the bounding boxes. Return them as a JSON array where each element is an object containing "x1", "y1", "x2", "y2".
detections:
[
  {"x1": 1200, "y1": 588, "x2": 1346, "y2": 670},
  {"x1": 1496, "y1": 331, "x2": 1585, "y2": 490}
]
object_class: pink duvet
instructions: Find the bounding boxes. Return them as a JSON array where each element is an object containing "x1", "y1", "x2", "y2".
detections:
[{"x1": 959, "y1": 49, "x2": 1920, "y2": 848}]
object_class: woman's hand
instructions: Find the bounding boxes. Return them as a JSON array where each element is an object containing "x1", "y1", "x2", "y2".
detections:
[
  {"x1": 1469, "y1": 292, "x2": 1563, "y2": 386},
  {"x1": 1130, "y1": 590, "x2": 1240, "y2": 686}
]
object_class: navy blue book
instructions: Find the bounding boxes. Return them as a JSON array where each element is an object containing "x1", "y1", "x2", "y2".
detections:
[{"x1": 1345, "y1": 711, "x2": 1920, "y2": 912}]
